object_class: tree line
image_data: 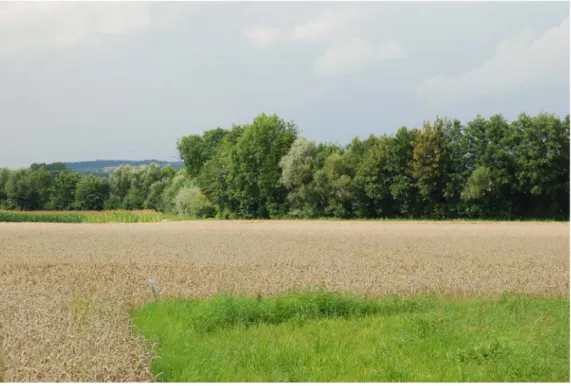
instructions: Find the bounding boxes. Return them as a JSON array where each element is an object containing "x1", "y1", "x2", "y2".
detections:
[{"x1": 1, "y1": 112, "x2": 569, "y2": 220}]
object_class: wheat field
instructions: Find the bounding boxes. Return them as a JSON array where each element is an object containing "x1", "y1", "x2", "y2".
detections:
[{"x1": 0, "y1": 221, "x2": 568, "y2": 382}]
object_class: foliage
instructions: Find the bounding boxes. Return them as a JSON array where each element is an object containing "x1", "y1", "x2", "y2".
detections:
[
  {"x1": 161, "y1": 171, "x2": 191, "y2": 214},
  {"x1": 63, "y1": 159, "x2": 184, "y2": 175},
  {"x1": 0, "y1": 210, "x2": 165, "y2": 223},
  {"x1": 30, "y1": 162, "x2": 68, "y2": 172},
  {"x1": 177, "y1": 128, "x2": 228, "y2": 178},
  {"x1": 74, "y1": 175, "x2": 110, "y2": 210},
  {"x1": 173, "y1": 187, "x2": 215, "y2": 218},
  {"x1": 0, "y1": 112, "x2": 568, "y2": 220},
  {"x1": 279, "y1": 138, "x2": 318, "y2": 213},
  {"x1": 412, "y1": 119, "x2": 453, "y2": 217},
  {"x1": 223, "y1": 114, "x2": 298, "y2": 218},
  {"x1": 48, "y1": 171, "x2": 80, "y2": 210},
  {"x1": 0, "y1": 211, "x2": 84, "y2": 223},
  {"x1": 188, "y1": 114, "x2": 298, "y2": 219}
]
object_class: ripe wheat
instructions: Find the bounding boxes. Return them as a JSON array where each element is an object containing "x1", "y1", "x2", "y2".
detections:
[{"x1": 0, "y1": 221, "x2": 568, "y2": 381}]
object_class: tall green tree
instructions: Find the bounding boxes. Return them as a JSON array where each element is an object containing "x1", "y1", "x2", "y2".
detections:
[
  {"x1": 4, "y1": 168, "x2": 53, "y2": 210},
  {"x1": 442, "y1": 119, "x2": 470, "y2": 217},
  {"x1": 49, "y1": 171, "x2": 80, "y2": 210},
  {"x1": 200, "y1": 114, "x2": 298, "y2": 218},
  {"x1": 74, "y1": 175, "x2": 110, "y2": 210},
  {"x1": 0, "y1": 168, "x2": 10, "y2": 208},
  {"x1": 177, "y1": 128, "x2": 229, "y2": 177},
  {"x1": 512, "y1": 113, "x2": 570, "y2": 218},
  {"x1": 412, "y1": 119, "x2": 453, "y2": 217},
  {"x1": 1, "y1": 111, "x2": 567, "y2": 221},
  {"x1": 386, "y1": 127, "x2": 421, "y2": 217},
  {"x1": 315, "y1": 151, "x2": 353, "y2": 218},
  {"x1": 30, "y1": 167, "x2": 53, "y2": 209},
  {"x1": 351, "y1": 136, "x2": 394, "y2": 218},
  {"x1": 195, "y1": 125, "x2": 244, "y2": 217},
  {"x1": 279, "y1": 137, "x2": 318, "y2": 215},
  {"x1": 107, "y1": 166, "x2": 133, "y2": 209},
  {"x1": 462, "y1": 114, "x2": 518, "y2": 218}
]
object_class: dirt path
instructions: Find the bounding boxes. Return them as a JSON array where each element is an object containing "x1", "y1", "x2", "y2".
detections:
[{"x1": 0, "y1": 221, "x2": 568, "y2": 381}]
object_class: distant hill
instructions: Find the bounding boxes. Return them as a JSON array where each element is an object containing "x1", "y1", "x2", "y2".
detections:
[{"x1": 63, "y1": 159, "x2": 184, "y2": 175}]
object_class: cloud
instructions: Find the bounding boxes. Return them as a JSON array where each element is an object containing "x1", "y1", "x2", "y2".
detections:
[
  {"x1": 293, "y1": 7, "x2": 363, "y2": 43},
  {"x1": 416, "y1": 17, "x2": 570, "y2": 105},
  {"x1": 243, "y1": 27, "x2": 282, "y2": 47},
  {"x1": 291, "y1": 6, "x2": 405, "y2": 76},
  {"x1": 313, "y1": 38, "x2": 406, "y2": 76},
  {"x1": 0, "y1": 2, "x2": 190, "y2": 55}
]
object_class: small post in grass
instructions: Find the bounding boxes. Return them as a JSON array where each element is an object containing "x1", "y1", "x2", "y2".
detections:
[
  {"x1": 148, "y1": 278, "x2": 158, "y2": 302},
  {"x1": 257, "y1": 288, "x2": 263, "y2": 303}
]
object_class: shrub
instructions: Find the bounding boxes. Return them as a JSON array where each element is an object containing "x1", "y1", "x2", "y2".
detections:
[{"x1": 174, "y1": 187, "x2": 215, "y2": 218}]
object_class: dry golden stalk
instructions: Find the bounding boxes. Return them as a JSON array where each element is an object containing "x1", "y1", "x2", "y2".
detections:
[{"x1": 0, "y1": 221, "x2": 568, "y2": 381}]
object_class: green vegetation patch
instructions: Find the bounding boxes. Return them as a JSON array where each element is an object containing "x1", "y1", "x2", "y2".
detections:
[
  {"x1": 0, "y1": 211, "x2": 84, "y2": 223},
  {"x1": 0, "y1": 210, "x2": 166, "y2": 223},
  {"x1": 133, "y1": 291, "x2": 569, "y2": 382}
]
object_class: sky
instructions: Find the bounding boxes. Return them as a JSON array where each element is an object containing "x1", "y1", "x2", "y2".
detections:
[{"x1": 0, "y1": 1, "x2": 569, "y2": 168}]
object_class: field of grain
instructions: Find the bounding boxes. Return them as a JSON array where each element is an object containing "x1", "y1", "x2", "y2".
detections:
[{"x1": 0, "y1": 221, "x2": 568, "y2": 381}]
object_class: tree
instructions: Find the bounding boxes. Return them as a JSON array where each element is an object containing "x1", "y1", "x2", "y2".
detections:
[
  {"x1": 279, "y1": 137, "x2": 317, "y2": 214},
  {"x1": 386, "y1": 127, "x2": 420, "y2": 217},
  {"x1": 352, "y1": 136, "x2": 394, "y2": 218},
  {"x1": 141, "y1": 164, "x2": 177, "y2": 211},
  {"x1": 462, "y1": 166, "x2": 493, "y2": 201},
  {"x1": 0, "y1": 168, "x2": 10, "y2": 208},
  {"x1": 49, "y1": 171, "x2": 80, "y2": 210},
  {"x1": 177, "y1": 128, "x2": 228, "y2": 177},
  {"x1": 512, "y1": 113, "x2": 569, "y2": 218},
  {"x1": 144, "y1": 180, "x2": 168, "y2": 211},
  {"x1": 441, "y1": 119, "x2": 470, "y2": 217},
  {"x1": 412, "y1": 119, "x2": 453, "y2": 217},
  {"x1": 123, "y1": 186, "x2": 145, "y2": 210},
  {"x1": 313, "y1": 151, "x2": 353, "y2": 218},
  {"x1": 174, "y1": 186, "x2": 215, "y2": 218},
  {"x1": 4, "y1": 169, "x2": 29, "y2": 209},
  {"x1": 1, "y1": 111, "x2": 568, "y2": 221},
  {"x1": 74, "y1": 176, "x2": 110, "y2": 210},
  {"x1": 141, "y1": 164, "x2": 162, "y2": 197},
  {"x1": 201, "y1": 114, "x2": 298, "y2": 218},
  {"x1": 108, "y1": 166, "x2": 133, "y2": 209},
  {"x1": 462, "y1": 114, "x2": 518, "y2": 218},
  {"x1": 4, "y1": 168, "x2": 52, "y2": 210},
  {"x1": 161, "y1": 170, "x2": 191, "y2": 213},
  {"x1": 342, "y1": 136, "x2": 380, "y2": 178},
  {"x1": 30, "y1": 167, "x2": 53, "y2": 209}
]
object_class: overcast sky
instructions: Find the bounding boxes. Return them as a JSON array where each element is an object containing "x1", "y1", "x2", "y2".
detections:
[{"x1": 0, "y1": 1, "x2": 569, "y2": 168}]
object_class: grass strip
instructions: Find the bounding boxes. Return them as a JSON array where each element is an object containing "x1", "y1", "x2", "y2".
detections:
[
  {"x1": 133, "y1": 290, "x2": 569, "y2": 382},
  {"x1": 0, "y1": 210, "x2": 165, "y2": 223}
]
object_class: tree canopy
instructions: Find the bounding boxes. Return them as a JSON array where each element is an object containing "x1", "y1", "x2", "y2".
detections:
[{"x1": 0, "y1": 112, "x2": 568, "y2": 220}]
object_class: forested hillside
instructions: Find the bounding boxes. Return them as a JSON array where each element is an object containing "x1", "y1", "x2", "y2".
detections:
[
  {"x1": 64, "y1": 160, "x2": 184, "y2": 174},
  {"x1": 1, "y1": 112, "x2": 568, "y2": 220},
  {"x1": 25, "y1": 160, "x2": 184, "y2": 176}
]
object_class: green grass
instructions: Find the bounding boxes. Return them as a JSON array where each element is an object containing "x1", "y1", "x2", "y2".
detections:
[
  {"x1": 0, "y1": 210, "x2": 165, "y2": 223},
  {"x1": 0, "y1": 210, "x2": 566, "y2": 223},
  {"x1": 133, "y1": 291, "x2": 569, "y2": 382},
  {"x1": 0, "y1": 211, "x2": 84, "y2": 223}
]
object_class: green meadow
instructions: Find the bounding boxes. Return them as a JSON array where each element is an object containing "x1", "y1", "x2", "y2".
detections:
[{"x1": 133, "y1": 291, "x2": 569, "y2": 382}]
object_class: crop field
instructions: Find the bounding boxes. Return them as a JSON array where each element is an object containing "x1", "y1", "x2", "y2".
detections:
[
  {"x1": 0, "y1": 209, "x2": 166, "y2": 223},
  {"x1": 0, "y1": 221, "x2": 568, "y2": 381}
]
